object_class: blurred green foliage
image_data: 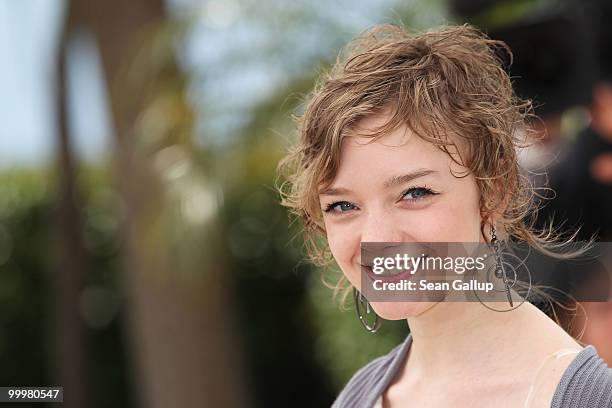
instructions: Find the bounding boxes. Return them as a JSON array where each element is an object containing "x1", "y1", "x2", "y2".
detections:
[
  {"x1": 0, "y1": 167, "x2": 133, "y2": 408},
  {"x1": 0, "y1": 170, "x2": 52, "y2": 387}
]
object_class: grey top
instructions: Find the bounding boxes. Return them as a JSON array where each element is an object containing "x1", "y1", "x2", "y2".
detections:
[{"x1": 332, "y1": 335, "x2": 612, "y2": 408}]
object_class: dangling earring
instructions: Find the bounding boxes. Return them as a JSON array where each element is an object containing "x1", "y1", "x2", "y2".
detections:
[
  {"x1": 353, "y1": 287, "x2": 381, "y2": 333},
  {"x1": 490, "y1": 224, "x2": 514, "y2": 307}
]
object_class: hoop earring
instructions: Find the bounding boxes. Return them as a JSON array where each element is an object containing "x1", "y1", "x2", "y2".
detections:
[
  {"x1": 490, "y1": 224, "x2": 514, "y2": 307},
  {"x1": 353, "y1": 287, "x2": 381, "y2": 333},
  {"x1": 472, "y1": 226, "x2": 531, "y2": 312}
]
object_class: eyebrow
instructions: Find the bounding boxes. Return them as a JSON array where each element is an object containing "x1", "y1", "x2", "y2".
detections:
[{"x1": 319, "y1": 169, "x2": 437, "y2": 196}]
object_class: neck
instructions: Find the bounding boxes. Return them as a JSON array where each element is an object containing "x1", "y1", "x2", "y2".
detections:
[{"x1": 404, "y1": 301, "x2": 569, "y2": 379}]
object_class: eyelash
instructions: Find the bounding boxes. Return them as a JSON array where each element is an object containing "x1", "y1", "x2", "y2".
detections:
[{"x1": 323, "y1": 186, "x2": 438, "y2": 215}]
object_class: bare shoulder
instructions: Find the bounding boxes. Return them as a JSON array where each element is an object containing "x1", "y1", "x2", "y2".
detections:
[
  {"x1": 524, "y1": 348, "x2": 583, "y2": 408},
  {"x1": 527, "y1": 345, "x2": 612, "y2": 407}
]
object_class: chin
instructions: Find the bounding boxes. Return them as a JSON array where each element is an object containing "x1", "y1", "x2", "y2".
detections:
[{"x1": 370, "y1": 301, "x2": 436, "y2": 320}]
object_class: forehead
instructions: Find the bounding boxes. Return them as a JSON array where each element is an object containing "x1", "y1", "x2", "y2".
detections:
[{"x1": 332, "y1": 116, "x2": 453, "y2": 184}]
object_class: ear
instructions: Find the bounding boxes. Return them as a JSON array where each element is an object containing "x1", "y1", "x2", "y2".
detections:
[{"x1": 479, "y1": 176, "x2": 512, "y2": 242}]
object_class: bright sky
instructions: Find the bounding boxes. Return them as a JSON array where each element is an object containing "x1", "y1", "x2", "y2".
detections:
[
  {"x1": 0, "y1": 0, "x2": 64, "y2": 167},
  {"x1": 0, "y1": 0, "x2": 445, "y2": 168},
  {"x1": 0, "y1": 0, "x2": 112, "y2": 168}
]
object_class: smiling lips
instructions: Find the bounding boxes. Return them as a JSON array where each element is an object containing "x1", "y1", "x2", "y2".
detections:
[{"x1": 360, "y1": 263, "x2": 419, "y2": 283}]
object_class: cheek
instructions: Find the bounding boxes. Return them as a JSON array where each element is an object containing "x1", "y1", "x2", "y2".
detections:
[
  {"x1": 447, "y1": 195, "x2": 481, "y2": 229},
  {"x1": 409, "y1": 189, "x2": 481, "y2": 241},
  {"x1": 324, "y1": 221, "x2": 351, "y2": 263},
  {"x1": 324, "y1": 220, "x2": 361, "y2": 281}
]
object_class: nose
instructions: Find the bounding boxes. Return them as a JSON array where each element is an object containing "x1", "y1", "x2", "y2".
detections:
[
  {"x1": 359, "y1": 209, "x2": 420, "y2": 271},
  {"x1": 360, "y1": 208, "x2": 414, "y2": 244}
]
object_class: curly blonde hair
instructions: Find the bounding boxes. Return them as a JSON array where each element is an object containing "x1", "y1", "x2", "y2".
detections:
[{"x1": 277, "y1": 23, "x2": 576, "y2": 300}]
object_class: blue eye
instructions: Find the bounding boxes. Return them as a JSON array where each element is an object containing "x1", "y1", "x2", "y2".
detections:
[
  {"x1": 402, "y1": 187, "x2": 435, "y2": 200},
  {"x1": 324, "y1": 201, "x2": 356, "y2": 214},
  {"x1": 323, "y1": 187, "x2": 437, "y2": 216}
]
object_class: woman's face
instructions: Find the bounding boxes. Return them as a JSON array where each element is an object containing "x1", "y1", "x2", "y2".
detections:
[{"x1": 318, "y1": 113, "x2": 484, "y2": 319}]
